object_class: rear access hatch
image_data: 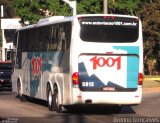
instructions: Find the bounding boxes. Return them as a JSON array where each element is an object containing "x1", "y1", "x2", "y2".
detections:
[{"x1": 78, "y1": 54, "x2": 139, "y2": 92}]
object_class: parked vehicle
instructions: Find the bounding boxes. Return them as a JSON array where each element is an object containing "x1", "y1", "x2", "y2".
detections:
[{"x1": 0, "y1": 61, "x2": 12, "y2": 88}]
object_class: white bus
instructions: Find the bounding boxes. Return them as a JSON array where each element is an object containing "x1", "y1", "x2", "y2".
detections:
[{"x1": 12, "y1": 14, "x2": 143, "y2": 112}]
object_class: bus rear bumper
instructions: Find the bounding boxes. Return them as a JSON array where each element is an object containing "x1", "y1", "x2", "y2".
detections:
[{"x1": 71, "y1": 87, "x2": 142, "y2": 105}]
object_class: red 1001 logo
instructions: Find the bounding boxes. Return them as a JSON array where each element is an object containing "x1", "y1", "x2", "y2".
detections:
[
  {"x1": 31, "y1": 57, "x2": 42, "y2": 80},
  {"x1": 90, "y1": 55, "x2": 121, "y2": 70}
]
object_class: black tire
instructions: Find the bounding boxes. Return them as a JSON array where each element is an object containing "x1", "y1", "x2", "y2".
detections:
[
  {"x1": 52, "y1": 85, "x2": 64, "y2": 113},
  {"x1": 47, "y1": 84, "x2": 64, "y2": 113},
  {"x1": 20, "y1": 95, "x2": 27, "y2": 102},
  {"x1": 47, "y1": 85, "x2": 54, "y2": 111},
  {"x1": 52, "y1": 86, "x2": 59, "y2": 112}
]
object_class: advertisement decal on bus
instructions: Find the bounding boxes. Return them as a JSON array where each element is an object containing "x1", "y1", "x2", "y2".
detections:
[{"x1": 78, "y1": 46, "x2": 139, "y2": 91}]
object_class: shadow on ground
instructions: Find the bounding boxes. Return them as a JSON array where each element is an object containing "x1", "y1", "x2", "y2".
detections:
[{"x1": 16, "y1": 95, "x2": 135, "y2": 115}]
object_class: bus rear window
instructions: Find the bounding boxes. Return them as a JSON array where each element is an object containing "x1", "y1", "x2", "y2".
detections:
[{"x1": 79, "y1": 16, "x2": 139, "y2": 43}]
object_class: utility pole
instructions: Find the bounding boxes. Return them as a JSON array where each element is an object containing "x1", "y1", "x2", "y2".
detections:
[
  {"x1": 103, "y1": 0, "x2": 108, "y2": 14},
  {"x1": 1, "y1": 5, "x2": 4, "y2": 17},
  {"x1": 1, "y1": 5, "x2": 5, "y2": 61},
  {"x1": 62, "y1": 0, "x2": 77, "y2": 16}
]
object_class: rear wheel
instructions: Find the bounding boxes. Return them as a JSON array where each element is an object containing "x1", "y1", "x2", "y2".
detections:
[
  {"x1": 47, "y1": 85, "x2": 54, "y2": 111},
  {"x1": 47, "y1": 84, "x2": 65, "y2": 112},
  {"x1": 52, "y1": 85, "x2": 65, "y2": 113}
]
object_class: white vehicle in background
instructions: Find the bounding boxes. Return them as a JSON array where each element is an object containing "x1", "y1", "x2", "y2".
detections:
[{"x1": 12, "y1": 14, "x2": 143, "y2": 112}]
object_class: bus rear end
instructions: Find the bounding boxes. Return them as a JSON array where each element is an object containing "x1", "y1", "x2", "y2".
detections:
[{"x1": 71, "y1": 15, "x2": 143, "y2": 106}]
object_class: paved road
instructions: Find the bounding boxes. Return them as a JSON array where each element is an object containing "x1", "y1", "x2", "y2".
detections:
[{"x1": 0, "y1": 87, "x2": 160, "y2": 123}]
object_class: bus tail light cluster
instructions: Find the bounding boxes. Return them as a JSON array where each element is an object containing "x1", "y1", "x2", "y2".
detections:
[
  {"x1": 72, "y1": 72, "x2": 79, "y2": 86},
  {"x1": 138, "y1": 73, "x2": 143, "y2": 85}
]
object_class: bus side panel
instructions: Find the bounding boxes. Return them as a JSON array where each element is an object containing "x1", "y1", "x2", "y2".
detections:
[
  {"x1": 21, "y1": 52, "x2": 31, "y2": 96},
  {"x1": 21, "y1": 52, "x2": 42, "y2": 98},
  {"x1": 29, "y1": 51, "x2": 55, "y2": 99},
  {"x1": 59, "y1": 21, "x2": 72, "y2": 104},
  {"x1": 12, "y1": 69, "x2": 22, "y2": 93},
  {"x1": 57, "y1": 50, "x2": 71, "y2": 105},
  {"x1": 42, "y1": 50, "x2": 71, "y2": 104},
  {"x1": 12, "y1": 52, "x2": 30, "y2": 96}
]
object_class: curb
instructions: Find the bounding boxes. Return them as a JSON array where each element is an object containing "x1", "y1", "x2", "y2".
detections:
[{"x1": 144, "y1": 77, "x2": 160, "y2": 81}]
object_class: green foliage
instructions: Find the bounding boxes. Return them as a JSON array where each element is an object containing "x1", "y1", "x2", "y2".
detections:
[
  {"x1": 77, "y1": 0, "x2": 102, "y2": 14},
  {"x1": 13, "y1": 0, "x2": 143, "y2": 25},
  {"x1": 139, "y1": 0, "x2": 160, "y2": 61},
  {"x1": 13, "y1": 0, "x2": 103, "y2": 24},
  {"x1": 108, "y1": 0, "x2": 141, "y2": 15},
  {"x1": 13, "y1": 0, "x2": 72, "y2": 24},
  {"x1": 6, "y1": 0, "x2": 160, "y2": 74},
  {"x1": 140, "y1": 0, "x2": 160, "y2": 74}
]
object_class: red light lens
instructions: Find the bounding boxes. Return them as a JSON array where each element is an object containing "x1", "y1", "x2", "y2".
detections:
[
  {"x1": 103, "y1": 16, "x2": 116, "y2": 19},
  {"x1": 111, "y1": 16, "x2": 116, "y2": 19},
  {"x1": 103, "y1": 16, "x2": 109, "y2": 19},
  {"x1": 138, "y1": 73, "x2": 143, "y2": 85},
  {"x1": 72, "y1": 72, "x2": 79, "y2": 85}
]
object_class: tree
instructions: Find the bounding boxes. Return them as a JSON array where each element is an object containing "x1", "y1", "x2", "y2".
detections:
[
  {"x1": 138, "y1": 0, "x2": 160, "y2": 75},
  {"x1": 77, "y1": 0, "x2": 142, "y2": 15},
  {"x1": 77, "y1": 0, "x2": 103, "y2": 14},
  {"x1": 108, "y1": 0, "x2": 141, "y2": 15},
  {"x1": 8, "y1": 0, "x2": 160, "y2": 75},
  {"x1": 0, "y1": 0, "x2": 15, "y2": 18},
  {"x1": 13, "y1": 0, "x2": 71, "y2": 24},
  {"x1": 13, "y1": 0, "x2": 142, "y2": 25}
]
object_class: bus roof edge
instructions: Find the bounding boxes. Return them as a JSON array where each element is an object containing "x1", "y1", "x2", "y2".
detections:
[{"x1": 38, "y1": 16, "x2": 65, "y2": 24}]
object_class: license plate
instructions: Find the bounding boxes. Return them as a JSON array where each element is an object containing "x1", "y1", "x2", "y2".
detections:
[{"x1": 102, "y1": 87, "x2": 115, "y2": 91}]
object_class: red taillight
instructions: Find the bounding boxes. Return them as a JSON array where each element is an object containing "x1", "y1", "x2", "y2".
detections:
[
  {"x1": 72, "y1": 72, "x2": 79, "y2": 85},
  {"x1": 138, "y1": 73, "x2": 143, "y2": 85},
  {"x1": 103, "y1": 16, "x2": 116, "y2": 20}
]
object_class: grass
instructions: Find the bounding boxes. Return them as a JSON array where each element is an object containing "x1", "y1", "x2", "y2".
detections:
[{"x1": 144, "y1": 75, "x2": 160, "y2": 78}]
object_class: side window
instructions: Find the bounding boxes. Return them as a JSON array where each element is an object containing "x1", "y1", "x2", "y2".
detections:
[
  {"x1": 13, "y1": 31, "x2": 18, "y2": 48},
  {"x1": 57, "y1": 24, "x2": 66, "y2": 51},
  {"x1": 29, "y1": 29, "x2": 39, "y2": 51},
  {"x1": 63, "y1": 22, "x2": 72, "y2": 50},
  {"x1": 49, "y1": 25, "x2": 59, "y2": 51},
  {"x1": 23, "y1": 30, "x2": 29, "y2": 51},
  {"x1": 35, "y1": 22, "x2": 72, "y2": 52},
  {"x1": 16, "y1": 31, "x2": 22, "y2": 68},
  {"x1": 42, "y1": 26, "x2": 51, "y2": 51},
  {"x1": 18, "y1": 31, "x2": 23, "y2": 51},
  {"x1": 54, "y1": 22, "x2": 71, "y2": 51},
  {"x1": 29, "y1": 30, "x2": 33, "y2": 51},
  {"x1": 25, "y1": 26, "x2": 52, "y2": 52}
]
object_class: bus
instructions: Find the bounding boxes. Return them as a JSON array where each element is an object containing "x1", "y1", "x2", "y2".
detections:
[{"x1": 12, "y1": 14, "x2": 143, "y2": 112}]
